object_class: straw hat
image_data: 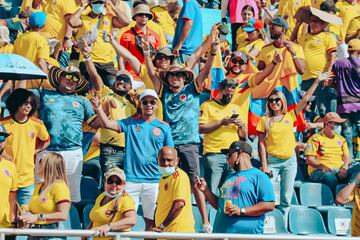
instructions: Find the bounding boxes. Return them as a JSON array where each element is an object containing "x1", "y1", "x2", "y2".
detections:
[
  {"x1": 48, "y1": 66, "x2": 88, "y2": 93},
  {"x1": 159, "y1": 63, "x2": 195, "y2": 85},
  {"x1": 132, "y1": 4, "x2": 154, "y2": 20}
]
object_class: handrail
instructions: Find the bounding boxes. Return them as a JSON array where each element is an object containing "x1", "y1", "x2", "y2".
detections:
[{"x1": 1, "y1": 229, "x2": 360, "y2": 240}]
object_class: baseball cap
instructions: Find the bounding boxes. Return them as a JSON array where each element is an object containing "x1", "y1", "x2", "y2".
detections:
[
  {"x1": 271, "y1": 17, "x2": 289, "y2": 30},
  {"x1": 0, "y1": 125, "x2": 9, "y2": 142},
  {"x1": 139, "y1": 89, "x2": 158, "y2": 101},
  {"x1": 218, "y1": 22, "x2": 229, "y2": 35},
  {"x1": 348, "y1": 39, "x2": 360, "y2": 51},
  {"x1": 299, "y1": 90, "x2": 315, "y2": 102},
  {"x1": 323, "y1": 112, "x2": 346, "y2": 123},
  {"x1": 242, "y1": 18, "x2": 264, "y2": 32},
  {"x1": 230, "y1": 51, "x2": 248, "y2": 64},
  {"x1": 320, "y1": 0, "x2": 339, "y2": 13},
  {"x1": 104, "y1": 167, "x2": 126, "y2": 182},
  {"x1": 29, "y1": 12, "x2": 47, "y2": 29},
  {"x1": 221, "y1": 140, "x2": 252, "y2": 156}
]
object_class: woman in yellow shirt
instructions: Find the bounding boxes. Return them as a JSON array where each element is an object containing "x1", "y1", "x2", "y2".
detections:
[
  {"x1": 257, "y1": 71, "x2": 330, "y2": 211},
  {"x1": 88, "y1": 167, "x2": 136, "y2": 239},
  {"x1": 19, "y1": 152, "x2": 71, "y2": 239}
]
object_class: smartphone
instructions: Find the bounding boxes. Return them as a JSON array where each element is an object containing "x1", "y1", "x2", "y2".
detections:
[{"x1": 231, "y1": 114, "x2": 239, "y2": 119}]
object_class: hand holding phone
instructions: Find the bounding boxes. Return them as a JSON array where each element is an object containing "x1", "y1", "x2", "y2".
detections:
[{"x1": 230, "y1": 113, "x2": 239, "y2": 119}]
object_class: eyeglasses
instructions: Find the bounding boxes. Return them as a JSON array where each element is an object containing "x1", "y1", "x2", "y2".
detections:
[
  {"x1": 268, "y1": 98, "x2": 281, "y2": 103},
  {"x1": 63, "y1": 74, "x2": 80, "y2": 83},
  {"x1": 231, "y1": 59, "x2": 245, "y2": 65},
  {"x1": 107, "y1": 177, "x2": 122, "y2": 185},
  {"x1": 141, "y1": 99, "x2": 157, "y2": 106},
  {"x1": 167, "y1": 72, "x2": 187, "y2": 78}
]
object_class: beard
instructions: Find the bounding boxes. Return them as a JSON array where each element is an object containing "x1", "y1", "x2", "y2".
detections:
[{"x1": 270, "y1": 32, "x2": 282, "y2": 40}]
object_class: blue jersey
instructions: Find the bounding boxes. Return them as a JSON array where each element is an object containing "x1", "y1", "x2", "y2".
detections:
[
  {"x1": 173, "y1": 0, "x2": 203, "y2": 55},
  {"x1": 161, "y1": 82, "x2": 200, "y2": 145},
  {"x1": 39, "y1": 90, "x2": 96, "y2": 151},
  {"x1": 213, "y1": 168, "x2": 275, "y2": 234},
  {"x1": 118, "y1": 116, "x2": 174, "y2": 183}
]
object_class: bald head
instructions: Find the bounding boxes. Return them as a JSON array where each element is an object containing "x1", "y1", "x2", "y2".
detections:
[{"x1": 158, "y1": 146, "x2": 179, "y2": 168}]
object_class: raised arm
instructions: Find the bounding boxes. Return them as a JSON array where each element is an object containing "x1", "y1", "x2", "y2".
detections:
[
  {"x1": 91, "y1": 96, "x2": 122, "y2": 132},
  {"x1": 108, "y1": 0, "x2": 130, "y2": 28},
  {"x1": 142, "y1": 35, "x2": 162, "y2": 93},
  {"x1": 172, "y1": 18, "x2": 192, "y2": 56},
  {"x1": 68, "y1": 3, "x2": 86, "y2": 28},
  {"x1": 254, "y1": 51, "x2": 283, "y2": 85},
  {"x1": 295, "y1": 71, "x2": 330, "y2": 116}
]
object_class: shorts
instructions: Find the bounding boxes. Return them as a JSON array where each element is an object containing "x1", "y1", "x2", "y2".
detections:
[
  {"x1": 125, "y1": 182, "x2": 159, "y2": 220},
  {"x1": 175, "y1": 144, "x2": 200, "y2": 183},
  {"x1": 35, "y1": 149, "x2": 83, "y2": 202},
  {"x1": 79, "y1": 61, "x2": 116, "y2": 87}
]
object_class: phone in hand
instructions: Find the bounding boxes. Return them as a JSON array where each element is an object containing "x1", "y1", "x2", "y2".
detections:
[{"x1": 230, "y1": 114, "x2": 239, "y2": 119}]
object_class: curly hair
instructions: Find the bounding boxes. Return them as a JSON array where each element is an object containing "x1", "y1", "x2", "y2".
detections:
[{"x1": 5, "y1": 88, "x2": 39, "y2": 117}]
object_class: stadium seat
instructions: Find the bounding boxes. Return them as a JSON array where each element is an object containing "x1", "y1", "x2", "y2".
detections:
[
  {"x1": 79, "y1": 176, "x2": 100, "y2": 206},
  {"x1": 288, "y1": 207, "x2": 329, "y2": 235},
  {"x1": 192, "y1": 205, "x2": 204, "y2": 233},
  {"x1": 208, "y1": 206, "x2": 217, "y2": 227},
  {"x1": 83, "y1": 204, "x2": 94, "y2": 229},
  {"x1": 271, "y1": 182, "x2": 299, "y2": 206},
  {"x1": 63, "y1": 205, "x2": 82, "y2": 240},
  {"x1": 264, "y1": 208, "x2": 289, "y2": 234},
  {"x1": 299, "y1": 182, "x2": 337, "y2": 212},
  {"x1": 327, "y1": 207, "x2": 352, "y2": 236},
  {"x1": 131, "y1": 214, "x2": 146, "y2": 240}
]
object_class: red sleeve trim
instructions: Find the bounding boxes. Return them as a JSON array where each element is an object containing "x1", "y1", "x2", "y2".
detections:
[
  {"x1": 174, "y1": 199, "x2": 185, "y2": 205},
  {"x1": 327, "y1": 48, "x2": 337, "y2": 53},
  {"x1": 56, "y1": 199, "x2": 71, "y2": 205},
  {"x1": 122, "y1": 209, "x2": 136, "y2": 215}
]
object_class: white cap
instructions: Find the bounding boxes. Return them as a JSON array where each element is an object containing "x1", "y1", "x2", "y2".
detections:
[{"x1": 140, "y1": 89, "x2": 158, "y2": 101}]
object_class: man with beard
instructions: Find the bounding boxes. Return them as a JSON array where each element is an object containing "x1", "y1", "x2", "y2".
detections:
[
  {"x1": 199, "y1": 78, "x2": 247, "y2": 196},
  {"x1": 257, "y1": 17, "x2": 305, "y2": 76},
  {"x1": 0, "y1": 125, "x2": 17, "y2": 230},
  {"x1": 81, "y1": 41, "x2": 138, "y2": 176}
]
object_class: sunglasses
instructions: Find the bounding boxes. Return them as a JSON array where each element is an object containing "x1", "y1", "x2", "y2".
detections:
[
  {"x1": 231, "y1": 59, "x2": 245, "y2": 65},
  {"x1": 328, "y1": 121, "x2": 341, "y2": 126},
  {"x1": 226, "y1": 151, "x2": 237, "y2": 159},
  {"x1": 107, "y1": 177, "x2": 122, "y2": 185},
  {"x1": 224, "y1": 83, "x2": 237, "y2": 89},
  {"x1": 167, "y1": 72, "x2": 187, "y2": 78},
  {"x1": 156, "y1": 55, "x2": 170, "y2": 61},
  {"x1": 268, "y1": 98, "x2": 281, "y2": 103},
  {"x1": 92, "y1": 1, "x2": 104, "y2": 4},
  {"x1": 141, "y1": 99, "x2": 157, "y2": 106},
  {"x1": 136, "y1": 13, "x2": 149, "y2": 18},
  {"x1": 115, "y1": 75, "x2": 131, "y2": 83},
  {"x1": 63, "y1": 74, "x2": 80, "y2": 83}
]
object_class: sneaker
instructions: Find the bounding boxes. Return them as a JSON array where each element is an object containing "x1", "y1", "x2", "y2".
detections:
[{"x1": 203, "y1": 224, "x2": 213, "y2": 233}]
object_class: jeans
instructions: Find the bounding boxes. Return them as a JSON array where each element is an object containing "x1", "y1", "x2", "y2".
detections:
[
  {"x1": 310, "y1": 169, "x2": 346, "y2": 195},
  {"x1": 231, "y1": 23, "x2": 242, "y2": 52},
  {"x1": 100, "y1": 144, "x2": 125, "y2": 175},
  {"x1": 268, "y1": 153, "x2": 297, "y2": 211},
  {"x1": 341, "y1": 112, "x2": 360, "y2": 161},
  {"x1": 17, "y1": 184, "x2": 34, "y2": 206},
  {"x1": 204, "y1": 153, "x2": 232, "y2": 196},
  {"x1": 29, "y1": 223, "x2": 65, "y2": 240}
]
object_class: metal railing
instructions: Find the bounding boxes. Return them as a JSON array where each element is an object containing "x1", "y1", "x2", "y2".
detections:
[{"x1": 1, "y1": 229, "x2": 360, "y2": 240}]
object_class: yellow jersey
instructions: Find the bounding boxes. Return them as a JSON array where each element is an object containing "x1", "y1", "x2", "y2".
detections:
[
  {"x1": 236, "y1": 27, "x2": 247, "y2": 51},
  {"x1": 0, "y1": 116, "x2": 49, "y2": 188},
  {"x1": 298, "y1": 32, "x2": 337, "y2": 80},
  {"x1": 305, "y1": 130, "x2": 350, "y2": 175},
  {"x1": 13, "y1": 31, "x2": 50, "y2": 64},
  {"x1": 28, "y1": 180, "x2": 70, "y2": 224},
  {"x1": 0, "y1": 159, "x2": 17, "y2": 228},
  {"x1": 42, "y1": 0, "x2": 78, "y2": 41},
  {"x1": 335, "y1": 0, "x2": 360, "y2": 43},
  {"x1": 199, "y1": 100, "x2": 243, "y2": 154},
  {"x1": 151, "y1": 6, "x2": 176, "y2": 36},
  {"x1": 349, "y1": 186, "x2": 360, "y2": 237},
  {"x1": 90, "y1": 192, "x2": 135, "y2": 240},
  {"x1": 256, "y1": 110, "x2": 297, "y2": 159},
  {"x1": 0, "y1": 43, "x2": 13, "y2": 54},
  {"x1": 155, "y1": 168, "x2": 195, "y2": 233},
  {"x1": 257, "y1": 42, "x2": 305, "y2": 66},
  {"x1": 238, "y1": 39, "x2": 265, "y2": 56},
  {"x1": 347, "y1": 16, "x2": 360, "y2": 37}
]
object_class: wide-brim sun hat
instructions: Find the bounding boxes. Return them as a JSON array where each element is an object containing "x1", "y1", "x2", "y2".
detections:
[
  {"x1": 48, "y1": 66, "x2": 88, "y2": 93},
  {"x1": 152, "y1": 48, "x2": 175, "y2": 65},
  {"x1": 159, "y1": 63, "x2": 195, "y2": 85},
  {"x1": 132, "y1": 4, "x2": 154, "y2": 20}
]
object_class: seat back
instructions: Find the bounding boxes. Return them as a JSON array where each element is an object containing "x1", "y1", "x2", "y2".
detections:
[
  {"x1": 82, "y1": 204, "x2": 94, "y2": 229},
  {"x1": 300, "y1": 182, "x2": 335, "y2": 206},
  {"x1": 264, "y1": 208, "x2": 288, "y2": 234},
  {"x1": 289, "y1": 207, "x2": 328, "y2": 235},
  {"x1": 327, "y1": 207, "x2": 352, "y2": 236},
  {"x1": 192, "y1": 205, "x2": 204, "y2": 233},
  {"x1": 80, "y1": 176, "x2": 100, "y2": 206}
]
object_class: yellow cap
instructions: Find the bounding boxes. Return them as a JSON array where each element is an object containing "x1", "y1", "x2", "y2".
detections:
[{"x1": 348, "y1": 39, "x2": 360, "y2": 51}]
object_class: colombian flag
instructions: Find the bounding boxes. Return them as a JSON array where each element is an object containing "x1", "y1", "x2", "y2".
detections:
[{"x1": 208, "y1": 49, "x2": 226, "y2": 98}]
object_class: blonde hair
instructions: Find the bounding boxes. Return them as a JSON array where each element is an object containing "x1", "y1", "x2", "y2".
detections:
[
  {"x1": 41, "y1": 152, "x2": 68, "y2": 187},
  {"x1": 264, "y1": 90, "x2": 288, "y2": 138}
]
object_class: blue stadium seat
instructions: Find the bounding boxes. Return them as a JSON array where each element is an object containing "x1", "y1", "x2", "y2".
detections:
[
  {"x1": 79, "y1": 176, "x2": 100, "y2": 206},
  {"x1": 63, "y1": 205, "x2": 81, "y2": 240},
  {"x1": 299, "y1": 182, "x2": 337, "y2": 212},
  {"x1": 288, "y1": 207, "x2": 329, "y2": 235},
  {"x1": 208, "y1": 206, "x2": 217, "y2": 227},
  {"x1": 327, "y1": 207, "x2": 352, "y2": 236},
  {"x1": 192, "y1": 205, "x2": 204, "y2": 233},
  {"x1": 272, "y1": 182, "x2": 298, "y2": 206},
  {"x1": 83, "y1": 204, "x2": 94, "y2": 229},
  {"x1": 264, "y1": 208, "x2": 289, "y2": 234},
  {"x1": 131, "y1": 214, "x2": 146, "y2": 240}
]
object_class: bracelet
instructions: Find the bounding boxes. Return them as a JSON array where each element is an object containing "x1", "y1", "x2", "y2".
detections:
[
  {"x1": 107, "y1": 223, "x2": 112, "y2": 231},
  {"x1": 84, "y1": 55, "x2": 92, "y2": 61},
  {"x1": 143, "y1": 50, "x2": 150, "y2": 56},
  {"x1": 272, "y1": 60, "x2": 278, "y2": 65}
]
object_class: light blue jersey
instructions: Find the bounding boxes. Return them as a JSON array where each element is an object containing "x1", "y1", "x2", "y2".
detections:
[{"x1": 118, "y1": 115, "x2": 174, "y2": 183}]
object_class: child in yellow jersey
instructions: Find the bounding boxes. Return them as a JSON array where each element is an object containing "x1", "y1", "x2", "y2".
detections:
[
  {"x1": 257, "y1": 71, "x2": 330, "y2": 211},
  {"x1": 89, "y1": 168, "x2": 136, "y2": 239},
  {"x1": 336, "y1": 172, "x2": 360, "y2": 237},
  {"x1": 19, "y1": 153, "x2": 70, "y2": 240}
]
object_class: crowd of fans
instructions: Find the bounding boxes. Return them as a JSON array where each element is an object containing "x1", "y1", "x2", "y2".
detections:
[{"x1": 0, "y1": 0, "x2": 359, "y2": 238}]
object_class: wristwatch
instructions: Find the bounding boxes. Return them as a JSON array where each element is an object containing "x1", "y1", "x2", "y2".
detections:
[
  {"x1": 240, "y1": 208, "x2": 246, "y2": 215},
  {"x1": 63, "y1": 36, "x2": 70, "y2": 41},
  {"x1": 38, "y1": 213, "x2": 46, "y2": 221},
  {"x1": 158, "y1": 223, "x2": 165, "y2": 230}
]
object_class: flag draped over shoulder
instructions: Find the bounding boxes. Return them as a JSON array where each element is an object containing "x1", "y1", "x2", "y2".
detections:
[
  {"x1": 208, "y1": 49, "x2": 226, "y2": 98},
  {"x1": 247, "y1": 49, "x2": 306, "y2": 134}
]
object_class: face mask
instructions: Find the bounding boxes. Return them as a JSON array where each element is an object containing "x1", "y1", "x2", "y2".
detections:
[
  {"x1": 159, "y1": 166, "x2": 176, "y2": 177},
  {"x1": 104, "y1": 191, "x2": 121, "y2": 199},
  {"x1": 220, "y1": 95, "x2": 232, "y2": 105},
  {"x1": 219, "y1": 34, "x2": 227, "y2": 43},
  {"x1": 92, "y1": 4, "x2": 104, "y2": 14},
  {"x1": 333, "y1": 125, "x2": 342, "y2": 135}
]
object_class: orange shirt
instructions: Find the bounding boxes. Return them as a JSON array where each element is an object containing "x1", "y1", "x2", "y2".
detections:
[{"x1": 120, "y1": 25, "x2": 161, "y2": 76}]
